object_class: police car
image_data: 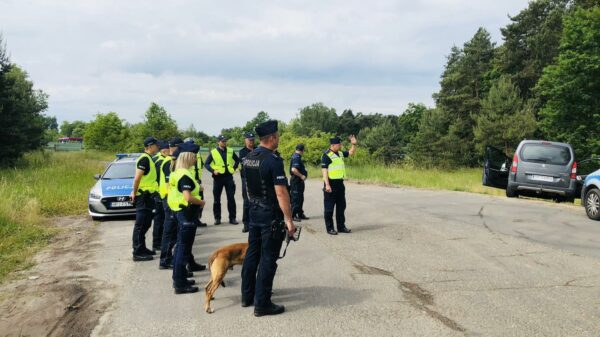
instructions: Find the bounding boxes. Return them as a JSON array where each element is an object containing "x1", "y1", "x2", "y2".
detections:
[
  {"x1": 88, "y1": 154, "x2": 141, "y2": 220},
  {"x1": 579, "y1": 158, "x2": 600, "y2": 221}
]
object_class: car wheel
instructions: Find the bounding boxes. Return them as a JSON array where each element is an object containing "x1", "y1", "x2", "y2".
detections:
[
  {"x1": 585, "y1": 188, "x2": 600, "y2": 221},
  {"x1": 506, "y1": 186, "x2": 518, "y2": 198}
]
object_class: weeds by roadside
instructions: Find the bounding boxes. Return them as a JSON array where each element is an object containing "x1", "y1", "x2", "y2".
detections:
[{"x1": 0, "y1": 151, "x2": 111, "y2": 283}]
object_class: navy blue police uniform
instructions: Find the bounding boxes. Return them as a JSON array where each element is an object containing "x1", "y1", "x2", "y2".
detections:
[
  {"x1": 159, "y1": 137, "x2": 183, "y2": 269},
  {"x1": 205, "y1": 136, "x2": 240, "y2": 224},
  {"x1": 241, "y1": 121, "x2": 288, "y2": 314},
  {"x1": 289, "y1": 145, "x2": 308, "y2": 220},
  {"x1": 321, "y1": 145, "x2": 350, "y2": 234},
  {"x1": 239, "y1": 132, "x2": 255, "y2": 233},
  {"x1": 171, "y1": 142, "x2": 205, "y2": 294},
  {"x1": 132, "y1": 137, "x2": 158, "y2": 260}
]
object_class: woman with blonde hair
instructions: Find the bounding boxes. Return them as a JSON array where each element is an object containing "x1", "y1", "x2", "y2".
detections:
[{"x1": 168, "y1": 143, "x2": 205, "y2": 294}]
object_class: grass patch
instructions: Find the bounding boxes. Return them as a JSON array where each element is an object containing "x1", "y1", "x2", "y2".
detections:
[
  {"x1": 0, "y1": 151, "x2": 111, "y2": 283},
  {"x1": 307, "y1": 164, "x2": 505, "y2": 196}
]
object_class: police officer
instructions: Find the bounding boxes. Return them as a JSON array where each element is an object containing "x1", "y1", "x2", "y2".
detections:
[
  {"x1": 158, "y1": 137, "x2": 182, "y2": 270},
  {"x1": 241, "y1": 120, "x2": 296, "y2": 317},
  {"x1": 184, "y1": 137, "x2": 208, "y2": 227},
  {"x1": 205, "y1": 135, "x2": 240, "y2": 225},
  {"x1": 321, "y1": 135, "x2": 358, "y2": 235},
  {"x1": 239, "y1": 132, "x2": 255, "y2": 233},
  {"x1": 131, "y1": 137, "x2": 160, "y2": 261},
  {"x1": 152, "y1": 141, "x2": 169, "y2": 251},
  {"x1": 168, "y1": 142, "x2": 205, "y2": 294},
  {"x1": 289, "y1": 144, "x2": 308, "y2": 222}
]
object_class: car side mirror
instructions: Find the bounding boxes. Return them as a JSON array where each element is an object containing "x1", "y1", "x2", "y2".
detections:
[{"x1": 94, "y1": 174, "x2": 101, "y2": 180}]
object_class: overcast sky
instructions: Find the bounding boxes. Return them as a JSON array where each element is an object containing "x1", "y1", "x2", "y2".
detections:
[{"x1": 1, "y1": 0, "x2": 527, "y2": 135}]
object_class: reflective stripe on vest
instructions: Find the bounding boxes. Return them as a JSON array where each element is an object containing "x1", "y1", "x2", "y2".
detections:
[
  {"x1": 326, "y1": 151, "x2": 346, "y2": 180},
  {"x1": 210, "y1": 147, "x2": 234, "y2": 174},
  {"x1": 167, "y1": 168, "x2": 201, "y2": 211},
  {"x1": 137, "y1": 153, "x2": 158, "y2": 194},
  {"x1": 158, "y1": 156, "x2": 172, "y2": 198}
]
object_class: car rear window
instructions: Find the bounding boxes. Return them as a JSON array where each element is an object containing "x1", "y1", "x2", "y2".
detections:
[
  {"x1": 520, "y1": 144, "x2": 571, "y2": 165},
  {"x1": 103, "y1": 162, "x2": 135, "y2": 179}
]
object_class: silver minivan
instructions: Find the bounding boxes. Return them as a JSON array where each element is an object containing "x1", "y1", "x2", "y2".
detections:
[{"x1": 483, "y1": 140, "x2": 578, "y2": 202}]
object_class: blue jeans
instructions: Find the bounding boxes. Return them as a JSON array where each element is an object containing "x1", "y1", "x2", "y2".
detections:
[
  {"x1": 241, "y1": 205, "x2": 284, "y2": 307},
  {"x1": 159, "y1": 198, "x2": 177, "y2": 266},
  {"x1": 172, "y1": 209, "x2": 198, "y2": 287}
]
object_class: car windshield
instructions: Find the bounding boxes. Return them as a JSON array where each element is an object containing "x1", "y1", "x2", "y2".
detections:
[
  {"x1": 521, "y1": 144, "x2": 571, "y2": 166},
  {"x1": 103, "y1": 162, "x2": 135, "y2": 179}
]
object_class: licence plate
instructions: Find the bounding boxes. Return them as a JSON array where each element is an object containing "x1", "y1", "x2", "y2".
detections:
[
  {"x1": 530, "y1": 175, "x2": 554, "y2": 182},
  {"x1": 110, "y1": 201, "x2": 133, "y2": 208}
]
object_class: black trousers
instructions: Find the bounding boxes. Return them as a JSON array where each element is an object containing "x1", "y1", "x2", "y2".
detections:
[
  {"x1": 290, "y1": 176, "x2": 305, "y2": 217},
  {"x1": 159, "y1": 198, "x2": 177, "y2": 266},
  {"x1": 213, "y1": 175, "x2": 236, "y2": 221},
  {"x1": 241, "y1": 176, "x2": 249, "y2": 226},
  {"x1": 323, "y1": 179, "x2": 346, "y2": 231},
  {"x1": 132, "y1": 192, "x2": 155, "y2": 255},
  {"x1": 152, "y1": 196, "x2": 165, "y2": 249},
  {"x1": 241, "y1": 206, "x2": 284, "y2": 307}
]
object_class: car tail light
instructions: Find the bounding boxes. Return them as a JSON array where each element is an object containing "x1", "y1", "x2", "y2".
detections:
[
  {"x1": 571, "y1": 161, "x2": 577, "y2": 179},
  {"x1": 511, "y1": 154, "x2": 518, "y2": 173}
]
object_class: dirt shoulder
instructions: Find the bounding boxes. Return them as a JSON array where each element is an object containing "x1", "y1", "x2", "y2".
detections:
[{"x1": 0, "y1": 216, "x2": 114, "y2": 337}]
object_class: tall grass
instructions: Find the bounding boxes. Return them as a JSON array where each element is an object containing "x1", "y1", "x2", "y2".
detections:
[
  {"x1": 307, "y1": 164, "x2": 505, "y2": 196},
  {"x1": 0, "y1": 151, "x2": 111, "y2": 282}
]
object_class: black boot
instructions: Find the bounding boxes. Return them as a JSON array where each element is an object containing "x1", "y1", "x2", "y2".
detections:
[{"x1": 254, "y1": 303, "x2": 285, "y2": 316}]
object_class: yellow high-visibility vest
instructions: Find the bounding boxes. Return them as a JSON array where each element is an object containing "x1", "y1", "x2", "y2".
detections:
[
  {"x1": 158, "y1": 156, "x2": 172, "y2": 198},
  {"x1": 326, "y1": 151, "x2": 346, "y2": 180},
  {"x1": 210, "y1": 147, "x2": 234, "y2": 174},
  {"x1": 167, "y1": 168, "x2": 201, "y2": 211},
  {"x1": 137, "y1": 153, "x2": 158, "y2": 194}
]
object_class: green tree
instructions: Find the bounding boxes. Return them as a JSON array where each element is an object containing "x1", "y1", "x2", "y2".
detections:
[
  {"x1": 397, "y1": 103, "x2": 426, "y2": 148},
  {"x1": 474, "y1": 77, "x2": 537, "y2": 155},
  {"x1": 243, "y1": 111, "x2": 270, "y2": 133},
  {"x1": 0, "y1": 36, "x2": 49, "y2": 166},
  {"x1": 422, "y1": 28, "x2": 496, "y2": 167},
  {"x1": 142, "y1": 102, "x2": 178, "y2": 140},
  {"x1": 181, "y1": 124, "x2": 210, "y2": 145},
  {"x1": 292, "y1": 102, "x2": 339, "y2": 136},
  {"x1": 84, "y1": 112, "x2": 127, "y2": 152},
  {"x1": 496, "y1": 0, "x2": 570, "y2": 99},
  {"x1": 536, "y1": 6, "x2": 600, "y2": 159},
  {"x1": 60, "y1": 120, "x2": 87, "y2": 137},
  {"x1": 359, "y1": 120, "x2": 403, "y2": 163},
  {"x1": 409, "y1": 108, "x2": 454, "y2": 168}
]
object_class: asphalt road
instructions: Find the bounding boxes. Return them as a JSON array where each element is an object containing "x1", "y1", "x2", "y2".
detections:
[{"x1": 88, "y1": 176, "x2": 600, "y2": 337}]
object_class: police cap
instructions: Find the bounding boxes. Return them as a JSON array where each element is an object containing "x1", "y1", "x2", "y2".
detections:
[
  {"x1": 217, "y1": 135, "x2": 228, "y2": 142},
  {"x1": 255, "y1": 120, "x2": 278, "y2": 137},
  {"x1": 244, "y1": 132, "x2": 255, "y2": 140},
  {"x1": 169, "y1": 137, "x2": 183, "y2": 147},
  {"x1": 158, "y1": 140, "x2": 169, "y2": 149},
  {"x1": 296, "y1": 144, "x2": 305, "y2": 151},
  {"x1": 329, "y1": 137, "x2": 341, "y2": 145},
  {"x1": 144, "y1": 137, "x2": 158, "y2": 147}
]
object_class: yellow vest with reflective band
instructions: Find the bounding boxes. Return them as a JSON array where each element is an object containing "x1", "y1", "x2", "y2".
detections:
[
  {"x1": 158, "y1": 156, "x2": 172, "y2": 198},
  {"x1": 326, "y1": 151, "x2": 346, "y2": 180},
  {"x1": 191, "y1": 152, "x2": 204, "y2": 181},
  {"x1": 210, "y1": 147, "x2": 234, "y2": 174},
  {"x1": 137, "y1": 153, "x2": 158, "y2": 194},
  {"x1": 167, "y1": 168, "x2": 202, "y2": 211}
]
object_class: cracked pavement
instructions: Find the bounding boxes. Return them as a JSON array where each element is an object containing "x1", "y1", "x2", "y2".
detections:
[{"x1": 87, "y1": 177, "x2": 600, "y2": 337}]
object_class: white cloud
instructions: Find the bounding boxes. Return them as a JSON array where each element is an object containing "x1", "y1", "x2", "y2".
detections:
[{"x1": 0, "y1": 0, "x2": 528, "y2": 134}]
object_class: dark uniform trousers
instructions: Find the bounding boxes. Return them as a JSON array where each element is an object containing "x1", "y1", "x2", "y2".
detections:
[
  {"x1": 241, "y1": 205, "x2": 284, "y2": 307},
  {"x1": 290, "y1": 176, "x2": 305, "y2": 217},
  {"x1": 152, "y1": 196, "x2": 165, "y2": 249},
  {"x1": 213, "y1": 175, "x2": 236, "y2": 221},
  {"x1": 324, "y1": 179, "x2": 346, "y2": 231},
  {"x1": 159, "y1": 198, "x2": 177, "y2": 266},
  {"x1": 132, "y1": 192, "x2": 155, "y2": 255},
  {"x1": 172, "y1": 208, "x2": 199, "y2": 288},
  {"x1": 241, "y1": 177, "x2": 250, "y2": 226}
]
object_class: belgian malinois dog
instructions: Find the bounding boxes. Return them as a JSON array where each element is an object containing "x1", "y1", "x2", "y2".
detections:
[{"x1": 204, "y1": 242, "x2": 249, "y2": 313}]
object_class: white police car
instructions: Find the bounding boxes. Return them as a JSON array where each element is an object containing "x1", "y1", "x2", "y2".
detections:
[{"x1": 88, "y1": 154, "x2": 141, "y2": 220}]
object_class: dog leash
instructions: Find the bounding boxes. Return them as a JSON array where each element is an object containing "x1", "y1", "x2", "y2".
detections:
[{"x1": 279, "y1": 226, "x2": 302, "y2": 259}]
